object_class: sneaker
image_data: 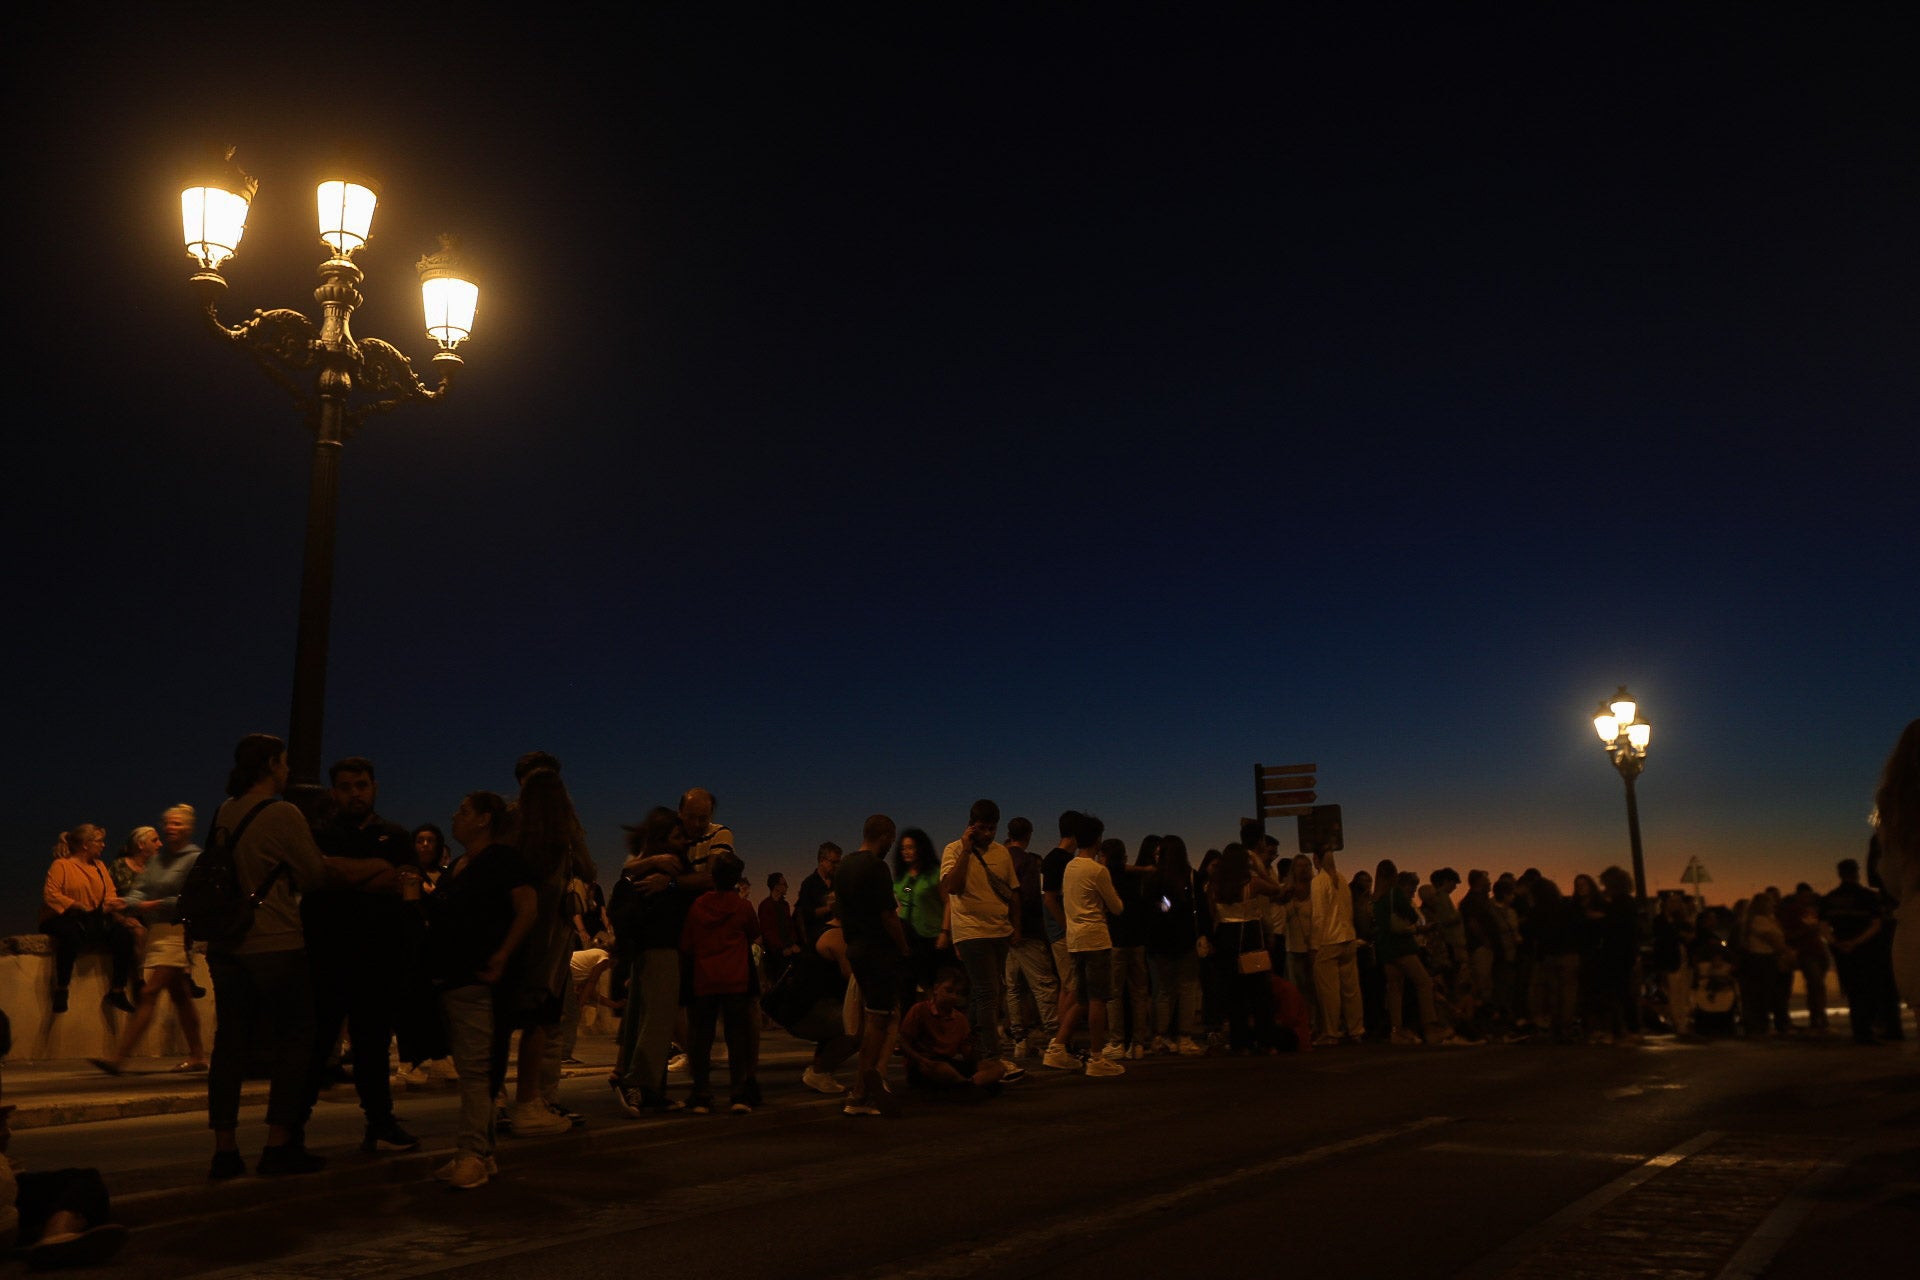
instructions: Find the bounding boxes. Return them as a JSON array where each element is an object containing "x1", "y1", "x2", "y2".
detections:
[
  {"x1": 1084, "y1": 1056, "x2": 1126, "y2": 1077},
  {"x1": 1042, "y1": 1043, "x2": 1080, "y2": 1070},
  {"x1": 842, "y1": 1098, "x2": 884, "y2": 1117},
  {"x1": 256, "y1": 1144, "x2": 327, "y2": 1176},
  {"x1": 1150, "y1": 1036, "x2": 1173, "y2": 1055},
  {"x1": 507, "y1": 1100, "x2": 572, "y2": 1135},
  {"x1": 1127, "y1": 1043, "x2": 1147, "y2": 1060},
  {"x1": 611, "y1": 1078, "x2": 642, "y2": 1118},
  {"x1": 1101, "y1": 1041, "x2": 1127, "y2": 1060},
  {"x1": 549, "y1": 1101, "x2": 586, "y2": 1128},
  {"x1": 1391, "y1": 1029, "x2": 1422, "y2": 1046},
  {"x1": 728, "y1": 1100, "x2": 754, "y2": 1114},
  {"x1": 398, "y1": 1064, "x2": 433, "y2": 1088},
  {"x1": 667, "y1": 1052, "x2": 689, "y2": 1073},
  {"x1": 639, "y1": 1089, "x2": 685, "y2": 1114},
  {"x1": 687, "y1": 1093, "x2": 714, "y2": 1115},
  {"x1": 1312, "y1": 1034, "x2": 1341, "y2": 1048},
  {"x1": 435, "y1": 1152, "x2": 490, "y2": 1189},
  {"x1": 801, "y1": 1066, "x2": 845, "y2": 1094},
  {"x1": 362, "y1": 1116, "x2": 421, "y2": 1152},
  {"x1": 998, "y1": 1060, "x2": 1027, "y2": 1083},
  {"x1": 428, "y1": 1056, "x2": 460, "y2": 1082},
  {"x1": 1176, "y1": 1037, "x2": 1207, "y2": 1056},
  {"x1": 208, "y1": 1149, "x2": 246, "y2": 1180}
]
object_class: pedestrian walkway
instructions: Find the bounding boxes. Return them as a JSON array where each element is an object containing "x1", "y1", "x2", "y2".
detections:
[{"x1": 2, "y1": 1026, "x2": 821, "y2": 1130}]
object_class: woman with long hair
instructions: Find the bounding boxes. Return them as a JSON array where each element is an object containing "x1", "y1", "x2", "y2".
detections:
[
  {"x1": 1738, "y1": 891, "x2": 1791, "y2": 1036},
  {"x1": 109, "y1": 828, "x2": 159, "y2": 897},
  {"x1": 495, "y1": 767, "x2": 594, "y2": 1136},
  {"x1": 1208, "y1": 844, "x2": 1280, "y2": 1052},
  {"x1": 1145, "y1": 834, "x2": 1206, "y2": 1054},
  {"x1": 1376, "y1": 868, "x2": 1450, "y2": 1044},
  {"x1": 1097, "y1": 837, "x2": 1153, "y2": 1059},
  {"x1": 892, "y1": 827, "x2": 946, "y2": 993},
  {"x1": 1280, "y1": 853, "x2": 1317, "y2": 1030}
]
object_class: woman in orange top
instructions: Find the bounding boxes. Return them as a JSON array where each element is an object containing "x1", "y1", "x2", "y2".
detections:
[{"x1": 41, "y1": 826, "x2": 138, "y2": 1014}]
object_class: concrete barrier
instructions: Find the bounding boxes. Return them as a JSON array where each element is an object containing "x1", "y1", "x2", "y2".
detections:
[{"x1": 0, "y1": 935, "x2": 215, "y2": 1061}]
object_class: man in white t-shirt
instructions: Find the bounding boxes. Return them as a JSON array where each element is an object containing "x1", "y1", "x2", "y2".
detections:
[
  {"x1": 1047, "y1": 813, "x2": 1126, "y2": 1077},
  {"x1": 939, "y1": 799, "x2": 1023, "y2": 1077},
  {"x1": 1309, "y1": 848, "x2": 1364, "y2": 1043}
]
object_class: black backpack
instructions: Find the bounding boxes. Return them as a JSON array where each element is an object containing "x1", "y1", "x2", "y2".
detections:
[{"x1": 178, "y1": 799, "x2": 285, "y2": 955}]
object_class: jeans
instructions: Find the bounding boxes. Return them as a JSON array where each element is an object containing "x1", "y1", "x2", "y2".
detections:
[
  {"x1": 1003, "y1": 936, "x2": 1060, "y2": 1046},
  {"x1": 1108, "y1": 945, "x2": 1151, "y2": 1048},
  {"x1": 441, "y1": 983, "x2": 496, "y2": 1158},
  {"x1": 1148, "y1": 949, "x2": 1203, "y2": 1039},
  {"x1": 208, "y1": 949, "x2": 314, "y2": 1132},
  {"x1": 614, "y1": 949, "x2": 681, "y2": 1096},
  {"x1": 953, "y1": 935, "x2": 1010, "y2": 1058},
  {"x1": 1384, "y1": 953, "x2": 1438, "y2": 1034}
]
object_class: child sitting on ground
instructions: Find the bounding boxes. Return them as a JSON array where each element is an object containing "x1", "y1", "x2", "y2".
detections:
[{"x1": 899, "y1": 968, "x2": 1005, "y2": 1096}]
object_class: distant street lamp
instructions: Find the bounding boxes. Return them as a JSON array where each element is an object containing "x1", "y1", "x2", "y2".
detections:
[
  {"x1": 1591, "y1": 685, "x2": 1652, "y2": 903},
  {"x1": 181, "y1": 148, "x2": 478, "y2": 816}
]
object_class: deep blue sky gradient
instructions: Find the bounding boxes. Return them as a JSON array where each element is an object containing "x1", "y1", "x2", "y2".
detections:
[{"x1": 7, "y1": 5, "x2": 1915, "y2": 931}]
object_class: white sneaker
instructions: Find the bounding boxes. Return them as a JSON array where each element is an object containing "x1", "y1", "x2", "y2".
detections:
[
  {"x1": 1176, "y1": 1037, "x2": 1206, "y2": 1056},
  {"x1": 801, "y1": 1067, "x2": 845, "y2": 1094},
  {"x1": 1085, "y1": 1056, "x2": 1126, "y2": 1077},
  {"x1": 435, "y1": 1153, "x2": 490, "y2": 1188},
  {"x1": 399, "y1": 1064, "x2": 432, "y2": 1088},
  {"x1": 506, "y1": 1101, "x2": 571, "y2": 1136},
  {"x1": 667, "y1": 1053, "x2": 690, "y2": 1073},
  {"x1": 1127, "y1": 1043, "x2": 1147, "y2": 1060},
  {"x1": 1101, "y1": 1042, "x2": 1127, "y2": 1060},
  {"x1": 1042, "y1": 1043, "x2": 1079, "y2": 1070}
]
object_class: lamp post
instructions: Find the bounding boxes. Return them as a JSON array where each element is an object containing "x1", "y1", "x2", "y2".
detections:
[
  {"x1": 1591, "y1": 685, "x2": 1652, "y2": 904},
  {"x1": 181, "y1": 148, "x2": 479, "y2": 817}
]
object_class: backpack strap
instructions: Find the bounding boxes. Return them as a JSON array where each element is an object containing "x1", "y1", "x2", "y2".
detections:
[{"x1": 222, "y1": 798, "x2": 283, "y2": 898}]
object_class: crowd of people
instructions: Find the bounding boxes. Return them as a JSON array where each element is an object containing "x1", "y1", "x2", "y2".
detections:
[{"x1": 19, "y1": 717, "x2": 1920, "y2": 1210}]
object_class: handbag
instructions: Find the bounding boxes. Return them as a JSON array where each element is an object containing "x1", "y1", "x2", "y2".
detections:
[{"x1": 1234, "y1": 918, "x2": 1272, "y2": 974}]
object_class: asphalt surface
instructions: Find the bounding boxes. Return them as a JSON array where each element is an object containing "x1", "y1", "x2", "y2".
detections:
[{"x1": 11, "y1": 1033, "x2": 1918, "y2": 1278}]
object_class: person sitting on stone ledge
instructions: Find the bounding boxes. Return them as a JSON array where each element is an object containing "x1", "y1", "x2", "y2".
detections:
[{"x1": 40, "y1": 827, "x2": 139, "y2": 1015}]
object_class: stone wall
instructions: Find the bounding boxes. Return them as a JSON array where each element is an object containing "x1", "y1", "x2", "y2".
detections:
[{"x1": 0, "y1": 934, "x2": 215, "y2": 1061}]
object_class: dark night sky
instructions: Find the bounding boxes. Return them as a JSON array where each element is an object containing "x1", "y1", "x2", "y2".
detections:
[{"x1": 7, "y1": 4, "x2": 1916, "y2": 931}]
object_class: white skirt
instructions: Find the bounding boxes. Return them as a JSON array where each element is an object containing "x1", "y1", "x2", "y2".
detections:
[{"x1": 144, "y1": 922, "x2": 189, "y2": 971}]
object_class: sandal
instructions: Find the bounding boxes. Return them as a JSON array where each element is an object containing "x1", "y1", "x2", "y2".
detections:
[{"x1": 171, "y1": 1060, "x2": 210, "y2": 1072}]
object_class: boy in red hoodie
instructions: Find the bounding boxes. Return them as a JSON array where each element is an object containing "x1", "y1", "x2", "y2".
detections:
[{"x1": 679, "y1": 853, "x2": 761, "y2": 1113}]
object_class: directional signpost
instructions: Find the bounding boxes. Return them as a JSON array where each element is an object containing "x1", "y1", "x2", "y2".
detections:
[
  {"x1": 1254, "y1": 762, "x2": 1317, "y2": 820},
  {"x1": 1679, "y1": 855, "x2": 1711, "y2": 906}
]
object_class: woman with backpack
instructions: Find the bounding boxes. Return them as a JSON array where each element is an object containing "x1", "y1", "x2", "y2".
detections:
[{"x1": 200, "y1": 734, "x2": 332, "y2": 1180}]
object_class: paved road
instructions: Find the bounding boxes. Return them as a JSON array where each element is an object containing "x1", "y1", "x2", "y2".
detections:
[{"x1": 13, "y1": 1036, "x2": 1917, "y2": 1278}]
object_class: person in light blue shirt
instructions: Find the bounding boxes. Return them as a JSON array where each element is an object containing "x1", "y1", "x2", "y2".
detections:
[{"x1": 91, "y1": 805, "x2": 206, "y2": 1075}]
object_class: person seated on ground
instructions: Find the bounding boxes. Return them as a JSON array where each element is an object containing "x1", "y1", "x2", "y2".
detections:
[
  {"x1": 40, "y1": 826, "x2": 139, "y2": 1015},
  {"x1": 899, "y1": 967, "x2": 1005, "y2": 1097},
  {"x1": 0, "y1": 1011, "x2": 129, "y2": 1269},
  {"x1": 90, "y1": 805, "x2": 208, "y2": 1075}
]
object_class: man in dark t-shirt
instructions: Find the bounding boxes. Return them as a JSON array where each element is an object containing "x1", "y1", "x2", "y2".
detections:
[
  {"x1": 1823, "y1": 856, "x2": 1896, "y2": 1043},
  {"x1": 835, "y1": 815, "x2": 909, "y2": 1116},
  {"x1": 303, "y1": 756, "x2": 416, "y2": 1154},
  {"x1": 793, "y1": 843, "x2": 842, "y2": 948}
]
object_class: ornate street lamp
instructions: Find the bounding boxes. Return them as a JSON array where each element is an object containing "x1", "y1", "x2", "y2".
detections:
[
  {"x1": 181, "y1": 147, "x2": 479, "y2": 816},
  {"x1": 1591, "y1": 684, "x2": 1652, "y2": 903}
]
